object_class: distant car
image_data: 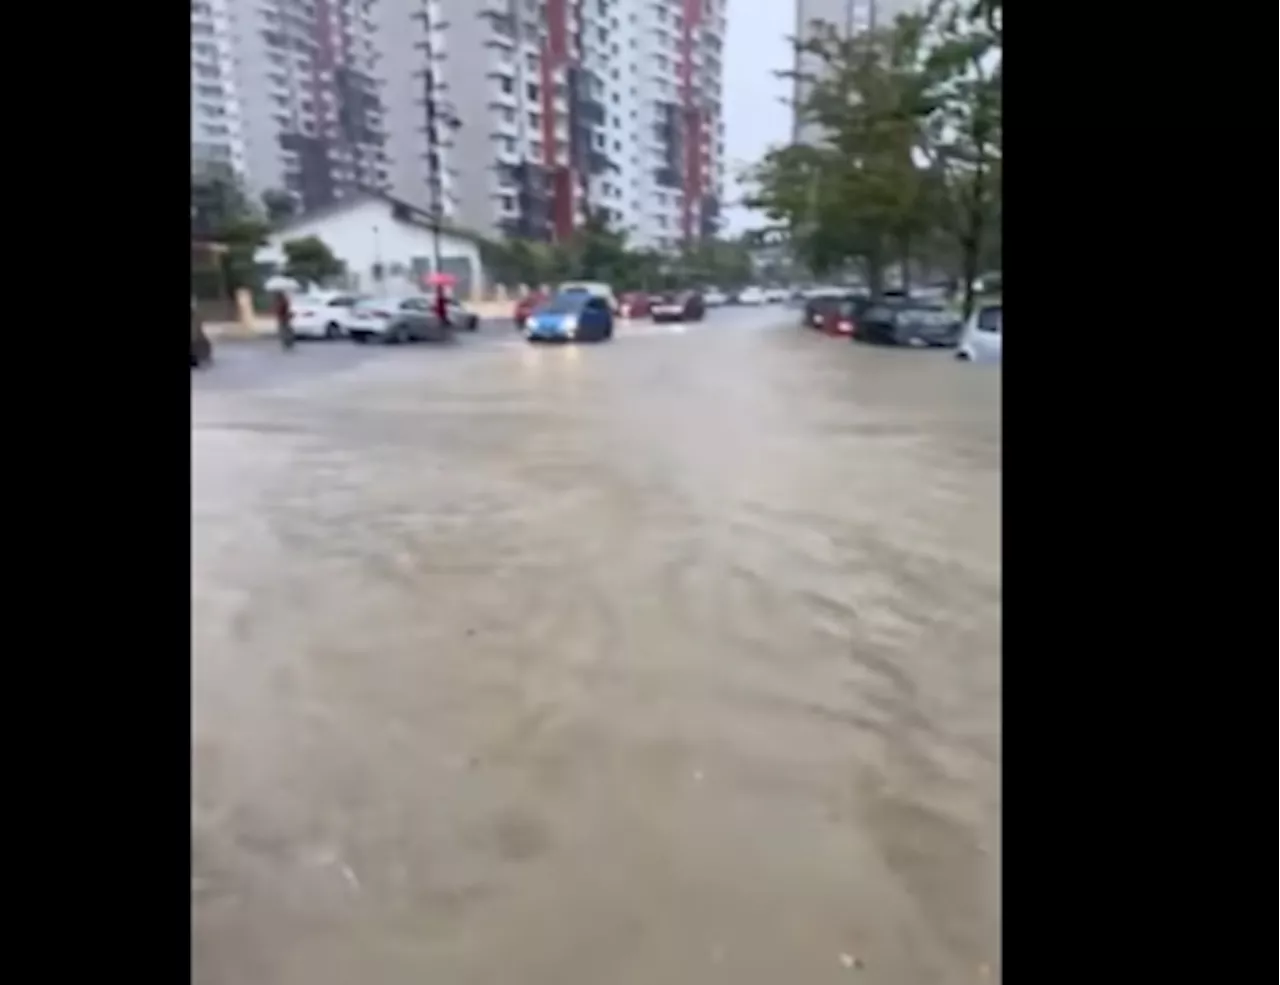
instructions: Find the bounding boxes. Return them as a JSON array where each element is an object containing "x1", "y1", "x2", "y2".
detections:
[
  {"x1": 762, "y1": 287, "x2": 788, "y2": 303},
  {"x1": 801, "y1": 290, "x2": 865, "y2": 330},
  {"x1": 558, "y1": 280, "x2": 618, "y2": 313},
  {"x1": 703, "y1": 288, "x2": 729, "y2": 307},
  {"x1": 524, "y1": 291, "x2": 614, "y2": 342},
  {"x1": 618, "y1": 291, "x2": 652, "y2": 319},
  {"x1": 347, "y1": 295, "x2": 453, "y2": 344},
  {"x1": 955, "y1": 301, "x2": 1001, "y2": 363},
  {"x1": 736, "y1": 286, "x2": 766, "y2": 305},
  {"x1": 191, "y1": 305, "x2": 212, "y2": 368},
  {"x1": 290, "y1": 291, "x2": 361, "y2": 339},
  {"x1": 806, "y1": 294, "x2": 876, "y2": 337},
  {"x1": 650, "y1": 290, "x2": 705, "y2": 323},
  {"x1": 445, "y1": 298, "x2": 479, "y2": 331},
  {"x1": 514, "y1": 290, "x2": 548, "y2": 329},
  {"x1": 855, "y1": 299, "x2": 962, "y2": 348}
]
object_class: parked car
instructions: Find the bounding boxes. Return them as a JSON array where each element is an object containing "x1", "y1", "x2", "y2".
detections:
[
  {"x1": 524, "y1": 291, "x2": 615, "y2": 342},
  {"x1": 736, "y1": 285, "x2": 766, "y2": 305},
  {"x1": 650, "y1": 290, "x2": 705, "y2": 323},
  {"x1": 514, "y1": 290, "x2": 547, "y2": 329},
  {"x1": 290, "y1": 291, "x2": 361, "y2": 339},
  {"x1": 557, "y1": 280, "x2": 618, "y2": 313},
  {"x1": 806, "y1": 294, "x2": 877, "y2": 337},
  {"x1": 445, "y1": 298, "x2": 479, "y2": 331},
  {"x1": 763, "y1": 287, "x2": 788, "y2": 303},
  {"x1": 703, "y1": 288, "x2": 729, "y2": 307},
  {"x1": 618, "y1": 291, "x2": 652, "y2": 319},
  {"x1": 855, "y1": 299, "x2": 962, "y2": 347},
  {"x1": 347, "y1": 295, "x2": 453, "y2": 344},
  {"x1": 801, "y1": 290, "x2": 865, "y2": 330},
  {"x1": 955, "y1": 301, "x2": 1001, "y2": 363},
  {"x1": 191, "y1": 303, "x2": 212, "y2": 368}
]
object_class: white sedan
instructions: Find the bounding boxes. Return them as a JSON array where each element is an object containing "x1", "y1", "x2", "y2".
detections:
[
  {"x1": 736, "y1": 286, "x2": 766, "y2": 305},
  {"x1": 290, "y1": 291, "x2": 361, "y2": 339}
]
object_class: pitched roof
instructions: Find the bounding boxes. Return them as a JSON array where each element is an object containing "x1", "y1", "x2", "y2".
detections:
[{"x1": 271, "y1": 188, "x2": 488, "y2": 244}]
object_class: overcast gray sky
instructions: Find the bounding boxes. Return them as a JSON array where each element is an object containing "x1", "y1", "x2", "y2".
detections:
[{"x1": 722, "y1": 0, "x2": 795, "y2": 235}]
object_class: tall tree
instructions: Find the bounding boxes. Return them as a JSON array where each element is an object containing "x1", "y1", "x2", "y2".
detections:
[
  {"x1": 918, "y1": 0, "x2": 1002, "y2": 315},
  {"x1": 748, "y1": 10, "x2": 941, "y2": 290},
  {"x1": 282, "y1": 236, "x2": 345, "y2": 288},
  {"x1": 191, "y1": 172, "x2": 270, "y2": 296}
]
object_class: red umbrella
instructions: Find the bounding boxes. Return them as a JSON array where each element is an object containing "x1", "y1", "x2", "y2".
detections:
[{"x1": 423, "y1": 272, "x2": 456, "y2": 288}]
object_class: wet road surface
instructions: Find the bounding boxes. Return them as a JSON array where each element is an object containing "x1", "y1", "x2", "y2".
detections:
[{"x1": 193, "y1": 307, "x2": 1001, "y2": 985}]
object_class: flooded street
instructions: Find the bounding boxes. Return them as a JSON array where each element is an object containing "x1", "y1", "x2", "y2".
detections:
[{"x1": 192, "y1": 309, "x2": 1001, "y2": 985}]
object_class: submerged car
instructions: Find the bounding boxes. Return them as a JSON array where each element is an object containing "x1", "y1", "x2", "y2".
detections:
[
  {"x1": 650, "y1": 290, "x2": 705, "y2": 323},
  {"x1": 513, "y1": 290, "x2": 547, "y2": 328},
  {"x1": 557, "y1": 280, "x2": 618, "y2": 313},
  {"x1": 802, "y1": 290, "x2": 866, "y2": 330},
  {"x1": 854, "y1": 299, "x2": 962, "y2": 347},
  {"x1": 347, "y1": 295, "x2": 453, "y2": 344},
  {"x1": 955, "y1": 301, "x2": 1002, "y2": 363},
  {"x1": 807, "y1": 294, "x2": 876, "y2": 337},
  {"x1": 736, "y1": 285, "x2": 766, "y2": 305},
  {"x1": 703, "y1": 288, "x2": 729, "y2": 307},
  {"x1": 445, "y1": 298, "x2": 480, "y2": 331},
  {"x1": 618, "y1": 291, "x2": 652, "y2": 319},
  {"x1": 290, "y1": 291, "x2": 360, "y2": 339},
  {"x1": 524, "y1": 291, "x2": 615, "y2": 342}
]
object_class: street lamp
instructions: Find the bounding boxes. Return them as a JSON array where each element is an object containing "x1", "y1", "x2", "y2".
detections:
[{"x1": 420, "y1": 1, "x2": 462, "y2": 279}]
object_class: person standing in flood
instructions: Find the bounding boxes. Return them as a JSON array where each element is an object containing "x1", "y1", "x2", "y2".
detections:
[{"x1": 273, "y1": 290, "x2": 294, "y2": 350}]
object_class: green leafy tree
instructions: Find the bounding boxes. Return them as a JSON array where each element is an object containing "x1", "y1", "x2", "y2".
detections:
[
  {"x1": 918, "y1": 0, "x2": 1002, "y2": 314},
  {"x1": 745, "y1": 1, "x2": 999, "y2": 300},
  {"x1": 282, "y1": 235, "x2": 345, "y2": 288},
  {"x1": 191, "y1": 172, "x2": 270, "y2": 297}
]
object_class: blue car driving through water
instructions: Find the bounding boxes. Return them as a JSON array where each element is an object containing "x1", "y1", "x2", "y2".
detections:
[{"x1": 523, "y1": 291, "x2": 615, "y2": 343}]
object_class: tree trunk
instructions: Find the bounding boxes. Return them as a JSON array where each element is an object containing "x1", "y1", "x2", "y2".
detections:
[
  {"x1": 864, "y1": 255, "x2": 885, "y2": 298},
  {"x1": 960, "y1": 146, "x2": 989, "y2": 322}
]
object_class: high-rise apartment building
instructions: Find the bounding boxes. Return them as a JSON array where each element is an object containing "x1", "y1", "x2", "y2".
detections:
[
  {"x1": 191, "y1": 0, "x2": 726, "y2": 250},
  {"x1": 191, "y1": 0, "x2": 458, "y2": 220},
  {"x1": 791, "y1": 0, "x2": 917, "y2": 145}
]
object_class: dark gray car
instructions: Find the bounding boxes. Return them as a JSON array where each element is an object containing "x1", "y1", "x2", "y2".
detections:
[
  {"x1": 855, "y1": 301, "x2": 962, "y2": 347},
  {"x1": 347, "y1": 296, "x2": 453, "y2": 344}
]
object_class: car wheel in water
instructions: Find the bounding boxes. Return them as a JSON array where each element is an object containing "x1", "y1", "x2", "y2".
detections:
[{"x1": 324, "y1": 321, "x2": 342, "y2": 339}]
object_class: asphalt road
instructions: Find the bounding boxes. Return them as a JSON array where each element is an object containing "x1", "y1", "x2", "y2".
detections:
[{"x1": 192, "y1": 305, "x2": 1001, "y2": 985}]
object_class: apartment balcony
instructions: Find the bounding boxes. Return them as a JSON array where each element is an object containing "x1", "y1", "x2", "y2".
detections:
[{"x1": 487, "y1": 86, "x2": 519, "y2": 110}]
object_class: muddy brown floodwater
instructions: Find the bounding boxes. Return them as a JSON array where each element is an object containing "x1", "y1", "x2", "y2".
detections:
[{"x1": 192, "y1": 311, "x2": 1000, "y2": 985}]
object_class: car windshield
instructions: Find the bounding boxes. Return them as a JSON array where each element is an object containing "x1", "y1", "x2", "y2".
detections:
[
  {"x1": 355, "y1": 297, "x2": 403, "y2": 310},
  {"x1": 897, "y1": 305, "x2": 955, "y2": 327},
  {"x1": 537, "y1": 294, "x2": 588, "y2": 315},
  {"x1": 977, "y1": 305, "x2": 1002, "y2": 333},
  {"x1": 836, "y1": 297, "x2": 872, "y2": 317}
]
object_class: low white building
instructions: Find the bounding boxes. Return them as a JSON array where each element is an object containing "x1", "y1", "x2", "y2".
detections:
[{"x1": 256, "y1": 191, "x2": 487, "y2": 300}]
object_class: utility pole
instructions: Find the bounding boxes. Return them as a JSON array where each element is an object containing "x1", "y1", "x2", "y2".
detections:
[{"x1": 420, "y1": 0, "x2": 460, "y2": 278}]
